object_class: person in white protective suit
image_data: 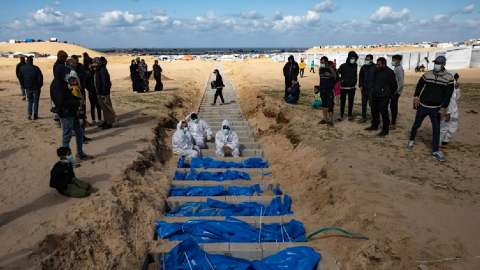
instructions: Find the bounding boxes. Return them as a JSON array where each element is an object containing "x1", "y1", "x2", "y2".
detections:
[
  {"x1": 172, "y1": 121, "x2": 200, "y2": 157},
  {"x1": 185, "y1": 112, "x2": 212, "y2": 148},
  {"x1": 440, "y1": 72, "x2": 461, "y2": 149},
  {"x1": 215, "y1": 120, "x2": 240, "y2": 157}
]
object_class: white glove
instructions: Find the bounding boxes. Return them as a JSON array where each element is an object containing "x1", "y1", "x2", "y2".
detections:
[{"x1": 207, "y1": 135, "x2": 212, "y2": 141}]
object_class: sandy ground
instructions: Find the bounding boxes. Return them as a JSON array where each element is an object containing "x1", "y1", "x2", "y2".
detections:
[
  {"x1": 224, "y1": 61, "x2": 480, "y2": 269},
  {"x1": 0, "y1": 55, "x2": 213, "y2": 269}
]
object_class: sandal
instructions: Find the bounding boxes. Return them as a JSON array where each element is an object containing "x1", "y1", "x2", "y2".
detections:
[
  {"x1": 389, "y1": 125, "x2": 397, "y2": 130},
  {"x1": 336, "y1": 118, "x2": 344, "y2": 122},
  {"x1": 318, "y1": 120, "x2": 327, "y2": 124},
  {"x1": 327, "y1": 121, "x2": 334, "y2": 127}
]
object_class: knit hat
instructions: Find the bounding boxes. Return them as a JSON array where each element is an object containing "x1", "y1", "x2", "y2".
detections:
[{"x1": 91, "y1": 57, "x2": 102, "y2": 67}]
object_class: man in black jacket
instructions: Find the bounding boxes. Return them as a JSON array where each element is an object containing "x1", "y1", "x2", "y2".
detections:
[
  {"x1": 19, "y1": 56, "x2": 43, "y2": 120},
  {"x1": 337, "y1": 51, "x2": 359, "y2": 122},
  {"x1": 283, "y1": 55, "x2": 299, "y2": 98},
  {"x1": 365, "y1": 57, "x2": 397, "y2": 136},
  {"x1": 83, "y1": 52, "x2": 92, "y2": 69},
  {"x1": 16, "y1": 57, "x2": 27, "y2": 100},
  {"x1": 93, "y1": 57, "x2": 117, "y2": 129},
  {"x1": 50, "y1": 63, "x2": 93, "y2": 162},
  {"x1": 358, "y1": 54, "x2": 376, "y2": 123},
  {"x1": 50, "y1": 147, "x2": 91, "y2": 198},
  {"x1": 407, "y1": 56, "x2": 454, "y2": 162},
  {"x1": 284, "y1": 77, "x2": 300, "y2": 104}
]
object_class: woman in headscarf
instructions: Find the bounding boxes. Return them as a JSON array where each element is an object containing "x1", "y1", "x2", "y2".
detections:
[
  {"x1": 212, "y1": 69, "x2": 225, "y2": 105},
  {"x1": 138, "y1": 59, "x2": 149, "y2": 91},
  {"x1": 130, "y1": 59, "x2": 143, "y2": 93}
]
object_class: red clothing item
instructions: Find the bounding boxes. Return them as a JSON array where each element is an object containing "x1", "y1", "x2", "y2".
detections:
[{"x1": 334, "y1": 81, "x2": 341, "y2": 96}]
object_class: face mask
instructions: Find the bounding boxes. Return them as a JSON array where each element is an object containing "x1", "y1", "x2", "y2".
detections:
[
  {"x1": 320, "y1": 64, "x2": 325, "y2": 68},
  {"x1": 183, "y1": 127, "x2": 189, "y2": 133},
  {"x1": 365, "y1": 61, "x2": 370, "y2": 65},
  {"x1": 64, "y1": 154, "x2": 74, "y2": 163},
  {"x1": 64, "y1": 74, "x2": 70, "y2": 82},
  {"x1": 434, "y1": 64, "x2": 442, "y2": 72},
  {"x1": 193, "y1": 119, "x2": 199, "y2": 124},
  {"x1": 223, "y1": 129, "x2": 229, "y2": 135},
  {"x1": 350, "y1": 59, "x2": 355, "y2": 64},
  {"x1": 391, "y1": 61, "x2": 397, "y2": 67}
]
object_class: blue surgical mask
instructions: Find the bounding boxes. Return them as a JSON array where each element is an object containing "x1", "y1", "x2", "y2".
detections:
[
  {"x1": 183, "y1": 127, "x2": 189, "y2": 133},
  {"x1": 223, "y1": 129, "x2": 229, "y2": 135},
  {"x1": 391, "y1": 61, "x2": 396, "y2": 67},
  {"x1": 350, "y1": 59, "x2": 355, "y2": 64},
  {"x1": 320, "y1": 64, "x2": 325, "y2": 68},
  {"x1": 365, "y1": 61, "x2": 370, "y2": 65},
  {"x1": 65, "y1": 154, "x2": 74, "y2": 163},
  {"x1": 193, "y1": 119, "x2": 199, "y2": 124},
  {"x1": 434, "y1": 64, "x2": 442, "y2": 72},
  {"x1": 64, "y1": 74, "x2": 70, "y2": 82}
]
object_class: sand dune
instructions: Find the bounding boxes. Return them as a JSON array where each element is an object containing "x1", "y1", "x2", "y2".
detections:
[{"x1": 0, "y1": 42, "x2": 103, "y2": 57}]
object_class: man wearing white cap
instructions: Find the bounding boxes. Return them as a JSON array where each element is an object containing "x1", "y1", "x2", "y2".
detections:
[{"x1": 215, "y1": 120, "x2": 240, "y2": 157}]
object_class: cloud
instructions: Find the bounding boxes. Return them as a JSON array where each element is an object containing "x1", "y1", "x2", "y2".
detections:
[
  {"x1": 99, "y1": 11, "x2": 145, "y2": 27},
  {"x1": 461, "y1": 4, "x2": 474, "y2": 14},
  {"x1": 273, "y1": 11, "x2": 321, "y2": 30},
  {"x1": 53, "y1": 1, "x2": 60, "y2": 6},
  {"x1": 153, "y1": 9, "x2": 166, "y2": 16},
  {"x1": 313, "y1": 1, "x2": 336, "y2": 13},
  {"x1": 370, "y1": 6, "x2": 410, "y2": 24},
  {"x1": 235, "y1": 10, "x2": 264, "y2": 20},
  {"x1": 273, "y1": 11, "x2": 283, "y2": 20}
]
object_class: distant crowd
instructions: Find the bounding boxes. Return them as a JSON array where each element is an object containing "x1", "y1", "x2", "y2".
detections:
[
  {"x1": 129, "y1": 57, "x2": 163, "y2": 93},
  {"x1": 282, "y1": 52, "x2": 459, "y2": 162}
]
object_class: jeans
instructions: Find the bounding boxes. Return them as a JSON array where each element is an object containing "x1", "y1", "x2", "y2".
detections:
[
  {"x1": 26, "y1": 91, "x2": 40, "y2": 117},
  {"x1": 371, "y1": 98, "x2": 390, "y2": 133},
  {"x1": 61, "y1": 117, "x2": 84, "y2": 156},
  {"x1": 361, "y1": 89, "x2": 371, "y2": 119},
  {"x1": 340, "y1": 88, "x2": 356, "y2": 118},
  {"x1": 409, "y1": 105, "x2": 440, "y2": 153},
  {"x1": 20, "y1": 85, "x2": 26, "y2": 97},
  {"x1": 300, "y1": 69, "x2": 305, "y2": 78},
  {"x1": 285, "y1": 96, "x2": 298, "y2": 104},
  {"x1": 390, "y1": 94, "x2": 400, "y2": 125}
]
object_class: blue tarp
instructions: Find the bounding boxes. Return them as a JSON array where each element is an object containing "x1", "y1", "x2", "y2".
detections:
[
  {"x1": 155, "y1": 216, "x2": 305, "y2": 243},
  {"x1": 174, "y1": 168, "x2": 251, "y2": 181},
  {"x1": 169, "y1": 184, "x2": 263, "y2": 196},
  {"x1": 178, "y1": 157, "x2": 269, "y2": 169},
  {"x1": 166, "y1": 195, "x2": 293, "y2": 217},
  {"x1": 160, "y1": 237, "x2": 321, "y2": 270}
]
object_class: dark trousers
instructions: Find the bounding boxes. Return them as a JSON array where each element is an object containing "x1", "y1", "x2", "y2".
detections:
[
  {"x1": 361, "y1": 89, "x2": 371, "y2": 119},
  {"x1": 340, "y1": 88, "x2": 356, "y2": 118},
  {"x1": 214, "y1": 88, "x2": 224, "y2": 104},
  {"x1": 300, "y1": 69, "x2": 305, "y2": 78},
  {"x1": 284, "y1": 78, "x2": 293, "y2": 98},
  {"x1": 409, "y1": 105, "x2": 440, "y2": 153},
  {"x1": 310, "y1": 68, "x2": 315, "y2": 73},
  {"x1": 88, "y1": 92, "x2": 102, "y2": 121},
  {"x1": 390, "y1": 94, "x2": 400, "y2": 125},
  {"x1": 154, "y1": 75, "x2": 163, "y2": 91},
  {"x1": 371, "y1": 98, "x2": 390, "y2": 133}
]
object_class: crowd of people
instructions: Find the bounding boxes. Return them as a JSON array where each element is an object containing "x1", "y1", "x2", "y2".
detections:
[
  {"x1": 282, "y1": 53, "x2": 458, "y2": 162},
  {"x1": 129, "y1": 57, "x2": 163, "y2": 93}
]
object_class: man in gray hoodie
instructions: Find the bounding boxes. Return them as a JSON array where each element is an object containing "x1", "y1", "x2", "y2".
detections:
[{"x1": 390, "y1": 54, "x2": 404, "y2": 130}]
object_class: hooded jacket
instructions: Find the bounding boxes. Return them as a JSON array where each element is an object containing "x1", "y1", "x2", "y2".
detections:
[
  {"x1": 186, "y1": 112, "x2": 212, "y2": 139},
  {"x1": 414, "y1": 69, "x2": 454, "y2": 108},
  {"x1": 283, "y1": 55, "x2": 300, "y2": 79},
  {"x1": 16, "y1": 61, "x2": 26, "y2": 79},
  {"x1": 50, "y1": 65, "x2": 80, "y2": 118},
  {"x1": 19, "y1": 62, "x2": 43, "y2": 93},
  {"x1": 371, "y1": 66, "x2": 398, "y2": 100},
  {"x1": 215, "y1": 71, "x2": 225, "y2": 88},
  {"x1": 50, "y1": 161, "x2": 75, "y2": 193},
  {"x1": 338, "y1": 51, "x2": 359, "y2": 88},
  {"x1": 319, "y1": 66, "x2": 337, "y2": 90},
  {"x1": 215, "y1": 120, "x2": 239, "y2": 150},
  {"x1": 83, "y1": 53, "x2": 92, "y2": 68},
  {"x1": 286, "y1": 82, "x2": 301, "y2": 102},
  {"x1": 94, "y1": 65, "x2": 112, "y2": 96},
  {"x1": 359, "y1": 63, "x2": 376, "y2": 90},
  {"x1": 172, "y1": 121, "x2": 196, "y2": 154}
]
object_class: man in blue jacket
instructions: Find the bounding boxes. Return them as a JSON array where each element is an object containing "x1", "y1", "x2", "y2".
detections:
[{"x1": 19, "y1": 56, "x2": 43, "y2": 120}]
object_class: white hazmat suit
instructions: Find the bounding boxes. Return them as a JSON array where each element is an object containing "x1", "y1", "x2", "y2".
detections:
[
  {"x1": 172, "y1": 121, "x2": 200, "y2": 157},
  {"x1": 440, "y1": 72, "x2": 461, "y2": 145},
  {"x1": 186, "y1": 112, "x2": 212, "y2": 148},
  {"x1": 215, "y1": 120, "x2": 240, "y2": 157}
]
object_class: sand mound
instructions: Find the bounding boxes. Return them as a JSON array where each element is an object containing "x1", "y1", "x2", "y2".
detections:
[{"x1": 0, "y1": 43, "x2": 102, "y2": 57}]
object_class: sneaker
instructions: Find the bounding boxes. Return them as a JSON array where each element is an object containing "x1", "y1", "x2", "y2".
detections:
[
  {"x1": 98, "y1": 122, "x2": 107, "y2": 128},
  {"x1": 364, "y1": 126, "x2": 377, "y2": 131},
  {"x1": 76, "y1": 153, "x2": 93, "y2": 161},
  {"x1": 377, "y1": 131, "x2": 388, "y2": 137},
  {"x1": 358, "y1": 119, "x2": 367, "y2": 123},
  {"x1": 92, "y1": 120, "x2": 97, "y2": 124},
  {"x1": 431, "y1": 151, "x2": 446, "y2": 162},
  {"x1": 34, "y1": 116, "x2": 40, "y2": 120},
  {"x1": 22, "y1": 97, "x2": 26, "y2": 101},
  {"x1": 406, "y1": 141, "x2": 414, "y2": 150},
  {"x1": 27, "y1": 115, "x2": 32, "y2": 120}
]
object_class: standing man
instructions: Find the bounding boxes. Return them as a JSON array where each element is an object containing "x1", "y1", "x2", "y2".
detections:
[
  {"x1": 358, "y1": 54, "x2": 376, "y2": 123},
  {"x1": 337, "y1": 51, "x2": 358, "y2": 122},
  {"x1": 83, "y1": 52, "x2": 92, "y2": 69},
  {"x1": 365, "y1": 57, "x2": 397, "y2": 136},
  {"x1": 93, "y1": 57, "x2": 117, "y2": 130},
  {"x1": 318, "y1": 56, "x2": 336, "y2": 126},
  {"x1": 19, "y1": 56, "x2": 43, "y2": 120},
  {"x1": 16, "y1": 57, "x2": 27, "y2": 100},
  {"x1": 406, "y1": 56, "x2": 454, "y2": 162},
  {"x1": 153, "y1": 60, "x2": 163, "y2": 91},
  {"x1": 283, "y1": 55, "x2": 299, "y2": 99},
  {"x1": 390, "y1": 55, "x2": 405, "y2": 130},
  {"x1": 299, "y1": 58, "x2": 306, "y2": 78}
]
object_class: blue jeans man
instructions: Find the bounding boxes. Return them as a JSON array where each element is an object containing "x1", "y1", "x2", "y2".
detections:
[
  {"x1": 26, "y1": 91, "x2": 40, "y2": 119},
  {"x1": 61, "y1": 117, "x2": 85, "y2": 157},
  {"x1": 408, "y1": 105, "x2": 441, "y2": 154},
  {"x1": 20, "y1": 85, "x2": 26, "y2": 99}
]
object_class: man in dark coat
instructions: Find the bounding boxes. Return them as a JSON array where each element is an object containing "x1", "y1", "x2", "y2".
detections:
[
  {"x1": 283, "y1": 55, "x2": 299, "y2": 98},
  {"x1": 153, "y1": 60, "x2": 163, "y2": 91},
  {"x1": 93, "y1": 57, "x2": 117, "y2": 129},
  {"x1": 83, "y1": 52, "x2": 92, "y2": 69},
  {"x1": 358, "y1": 54, "x2": 376, "y2": 123},
  {"x1": 337, "y1": 51, "x2": 359, "y2": 121},
  {"x1": 19, "y1": 56, "x2": 43, "y2": 120},
  {"x1": 16, "y1": 57, "x2": 27, "y2": 100}
]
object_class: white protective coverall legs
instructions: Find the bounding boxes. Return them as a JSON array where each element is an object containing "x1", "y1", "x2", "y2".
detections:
[
  {"x1": 172, "y1": 121, "x2": 200, "y2": 157},
  {"x1": 215, "y1": 120, "x2": 240, "y2": 157},
  {"x1": 439, "y1": 77, "x2": 460, "y2": 146}
]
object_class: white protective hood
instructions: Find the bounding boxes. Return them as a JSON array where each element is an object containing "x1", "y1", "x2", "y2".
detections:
[{"x1": 215, "y1": 119, "x2": 238, "y2": 149}]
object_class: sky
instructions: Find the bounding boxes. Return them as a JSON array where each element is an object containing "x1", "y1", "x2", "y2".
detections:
[{"x1": 0, "y1": 0, "x2": 479, "y2": 48}]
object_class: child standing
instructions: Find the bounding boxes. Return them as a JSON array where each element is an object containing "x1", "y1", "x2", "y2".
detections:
[
  {"x1": 68, "y1": 73, "x2": 88, "y2": 141},
  {"x1": 310, "y1": 61, "x2": 315, "y2": 73},
  {"x1": 311, "y1": 86, "x2": 322, "y2": 109},
  {"x1": 440, "y1": 72, "x2": 461, "y2": 149},
  {"x1": 334, "y1": 80, "x2": 341, "y2": 106}
]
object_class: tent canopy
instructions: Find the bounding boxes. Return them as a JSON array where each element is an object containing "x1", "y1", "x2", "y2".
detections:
[{"x1": 182, "y1": 55, "x2": 194, "y2": 61}]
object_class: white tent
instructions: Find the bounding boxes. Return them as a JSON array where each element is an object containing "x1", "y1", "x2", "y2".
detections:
[{"x1": 470, "y1": 47, "x2": 480, "y2": 68}]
